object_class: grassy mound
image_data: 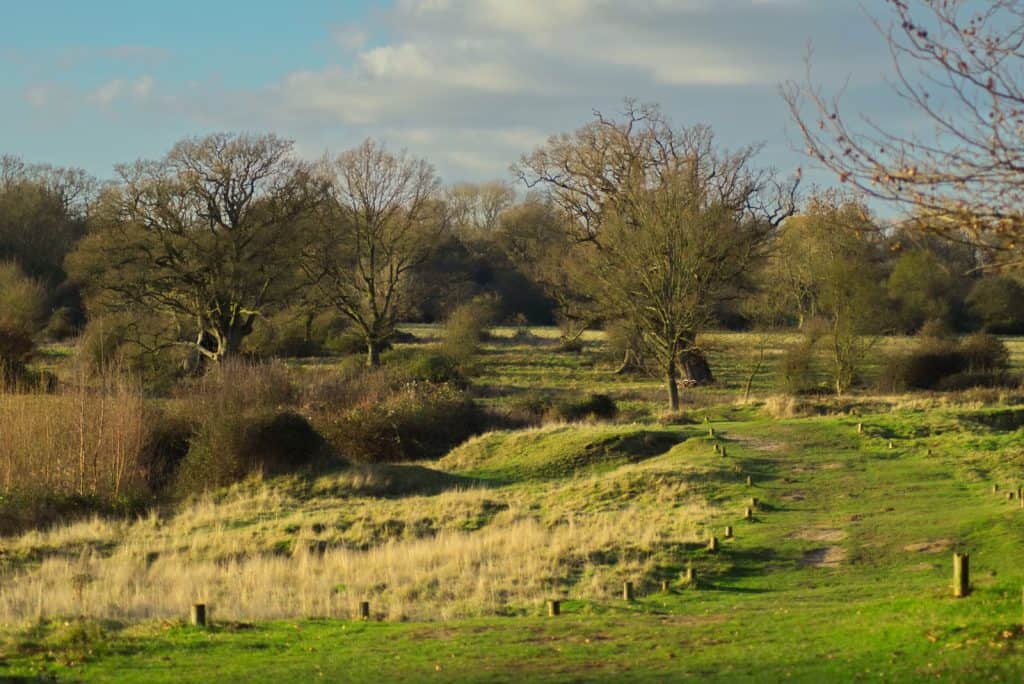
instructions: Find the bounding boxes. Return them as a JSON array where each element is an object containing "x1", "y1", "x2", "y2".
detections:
[{"x1": 439, "y1": 424, "x2": 684, "y2": 480}]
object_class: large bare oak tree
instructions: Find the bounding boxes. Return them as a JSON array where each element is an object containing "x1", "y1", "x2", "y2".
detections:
[
  {"x1": 302, "y1": 140, "x2": 443, "y2": 367},
  {"x1": 516, "y1": 101, "x2": 798, "y2": 409},
  {"x1": 68, "y1": 133, "x2": 319, "y2": 361}
]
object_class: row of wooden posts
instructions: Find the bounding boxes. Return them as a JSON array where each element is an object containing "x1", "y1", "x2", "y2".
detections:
[
  {"x1": 185, "y1": 422, "x2": 1005, "y2": 626},
  {"x1": 546, "y1": 428, "x2": 758, "y2": 618}
]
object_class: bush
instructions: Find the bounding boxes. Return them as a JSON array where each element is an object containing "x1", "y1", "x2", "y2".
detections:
[
  {"x1": 42, "y1": 306, "x2": 78, "y2": 341},
  {"x1": 384, "y1": 348, "x2": 466, "y2": 386},
  {"x1": 245, "y1": 308, "x2": 349, "y2": 358},
  {"x1": 959, "y1": 333, "x2": 1010, "y2": 374},
  {"x1": 441, "y1": 296, "x2": 499, "y2": 370},
  {"x1": 0, "y1": 373, "x2": 155, "y2": 532},
  {"x1": 934, "y1": 371, "x2": 1019, "y2": 392},
  {"x1": 77, "y1": 315, "x2": 194, "y2": 392},
  {"x1": 171, "y1": 361, "x2": 327, "y2": 495},
  {"x1": 879, "y1": 332, "x2": 1011, "y2": 392},
  {"x1": 318, "y1": 382, "x2": 485, "y2": 463},
  {"x1": 778, "y1": 339, "x2": 819, "y2": 394},
  {"x1": 552, "y1": 394, "x2": 619, "y2": 422},
  {"x1": 0, "y1": 327, "x2": 34, "y2": 385},
  {"x1": 175, "y1": 411, "x2": 326, "y2": 494}
]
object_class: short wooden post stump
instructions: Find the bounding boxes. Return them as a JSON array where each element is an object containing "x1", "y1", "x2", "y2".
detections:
[
  {"x1": 359, "y1": 601, "x2": 370, "y2": 620},
  {"x1": 190, "y1": 603, "x2": 207, "y2": 627},
  {"x1": 546, "y1": 599, "x2": 560, "y2": 617},
  {"x1": 953, "y1": 553, "x2": 970, "y2": 598},
  {"x1": 623, "y1": 581, "x2": 634, "y2": 601}
]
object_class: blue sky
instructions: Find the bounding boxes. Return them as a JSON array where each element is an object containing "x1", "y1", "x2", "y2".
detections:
[{"x1": 2, "y1": 1, "x2": 903, "y2": 188}]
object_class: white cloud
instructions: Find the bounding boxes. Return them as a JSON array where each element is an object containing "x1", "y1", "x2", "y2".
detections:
[
  {"x1": 87, "y1": 75, "x2": 156, "y2": 107},
  {"x1": 11, "y1": 0, "x2": 895, "y2": 184}
]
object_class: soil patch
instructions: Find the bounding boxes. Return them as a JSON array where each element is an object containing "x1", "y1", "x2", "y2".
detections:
[
  {"x1": 903, "y1": 539, "x2": 953, "y2": 554},
  {"x1": 792, "y1": 528, "x2": 847, "y2": 543},
  {"x1": 800, "y1": 546, "x2": 847, "y2": 567}
]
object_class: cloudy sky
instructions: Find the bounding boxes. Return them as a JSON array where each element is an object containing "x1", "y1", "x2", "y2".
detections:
[{"x1": 2, "y1": 0, "x2": 903, "y2": 186}]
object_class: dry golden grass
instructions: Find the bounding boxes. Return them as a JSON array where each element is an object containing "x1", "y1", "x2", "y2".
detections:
[
  {"x1": 0, "y1": 372, "x2": 150, "y2": 500},
  {"x1": 0, "y1": 445, "x2": 709, "y2": 623}
]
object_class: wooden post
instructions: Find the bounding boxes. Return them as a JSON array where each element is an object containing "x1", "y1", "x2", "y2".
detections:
[
  {"x1": 661, "y1": 580, "x2": 671, "y2": 593},
  {"x1": 888, "y1": 440, "x2": 895, "y2": 449},
  {"x1": 546, "y1": 599, "x2": 560, "y2": 617},
  {"x1": 190, "y1": 603, "x2": 207, "y2": 627},
  {"x1": 685, "y1": 566, "x2": 696, "y2": 585},
  {"x1": 724, "y1": 525, "x2": 733, "y2": 539},
  {"x1": 953, "y1": 553, "x2": 970, "y2": 598},
  {"x1": 721, "y1": 446, "x2": 728, "y2": 458},
  {"x1": 359, "y1": 601, "x2": 370, "y2": 620},
  {"x1": 746, "y1": 475, "x2": 752, "y2": 487},
  {"x1": 1008, "y1": 491, "x2": 1015, "y2": 501},
  {"x1": 857, "y1": 422, "x2": 863, "y2": 434},
  {"x1": 708, "y1": 427, "x2": 715, "y2": 438},
  {"x1": 749, "y1": 497, "x2": 759, "y2": 509},
  {"x1": 992, "y1": 484, "x2": 999, "y2": 495},
  {"x1": 707, "y1": 536, "x2": 719, "y2": 552},
  {"x1": 926, "y1": 448, "x2": 933, "y2": 457},
  {"x1": 623, "y1": 581, "x2": 634, "y2": 601},
  {"x1": 713, "y1": 443, "x2": 721, "y2": 454},
  {"x1": 744, "y1": 506, "x2": 753, "y2": 520},
  {"x1": 1019, "y1": 488, "x2": 1023, "y2": 509}
]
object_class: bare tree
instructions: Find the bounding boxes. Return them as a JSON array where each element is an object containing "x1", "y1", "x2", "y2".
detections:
[
  {"x1": 516, "y1": 102, "x2": 797, "y2": 405},
  {"x1": 772, "y1": 192, "x2": 887, "y2": 395},
  {"x1": 68, "y1": 133, "x2": 319, "y2": 362},
  {"x1": 783, "y1": 0, "x2": 1024, "y2": 267},
  {"x1": 302, "y1": 140, "x2": 443, "y2": 367},
  {"x1": 446, "y1": 181, "x2": 515, "y2": 235}
]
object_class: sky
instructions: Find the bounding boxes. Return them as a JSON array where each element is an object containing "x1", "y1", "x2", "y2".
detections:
[{"x1": 1, "y1": 0, "x2": 907, "y2": 188}]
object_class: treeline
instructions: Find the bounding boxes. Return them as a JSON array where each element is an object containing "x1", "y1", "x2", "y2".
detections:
[{"x1": 1, "y1": 110, "x2": 1022, "y2": 395}]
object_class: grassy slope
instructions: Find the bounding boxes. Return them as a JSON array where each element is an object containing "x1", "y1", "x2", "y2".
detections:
[
  {"x1": 3, "y1": 330, "x2": 1024, "y2": 681},
  {"x1": 3, "y1": 407, "x2": 1024, "y2": 681}
]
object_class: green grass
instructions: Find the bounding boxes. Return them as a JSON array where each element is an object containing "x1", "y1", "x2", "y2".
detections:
[{"x1": 3, "y1": 330, "x2": 1024, "y2": 681}]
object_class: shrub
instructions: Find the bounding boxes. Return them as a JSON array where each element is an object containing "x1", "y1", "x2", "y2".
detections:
[
  {"x1": 245, "y1": 308, "x2": 349, "y2": 358},
  {"x1": 172, "y1": 360, "x2": 327, "y2": 495},
  {"x1": 552, "y1": 393, "x2": 619, "y2": 422},
  {"x1": 42, "y1": 306, "x2": 78, "y2": 341},
  {"x1": 0, "y1": 327, "x2": 35, "y2": 385},
  {"x1": 934, "y1": 371, "x2": 1019, "y2": 392},
  {"x1": 318, "y1": 382, "x2": 485, "y2": 463},
  {"x1": 0, "y1": 261, "x2": 46, "y2": 335},
  {"x1": 175, "y1": 411, "x2": 326, "y2": 494},
  {"x1": 917, "y1": 318, "x2": 955, "y2": 342},
  {"x1": 778, "y1": 339, "x2": 819, "y2": 394},
  {"x1": 959, "y1": 333, "x2": 1010, "y2": 374},
  {"x1": 77, "y1": 315, "x2": 193, "y2": 392},
  {"x1": 0, "y1": 372, "x2": 155, "y2": 532},
  {"x1": 879, "y1": 331, "x2": 1011, "y2": 392},
  {"x1": 441, "y1": 296, "x2": 499, "y2": 370},
  {"x1": 384, "y1": 348, "x2": 466, "y2": 386},
  {"x1": 556, "y1": 337, "x2": 585, "y2": 354}
]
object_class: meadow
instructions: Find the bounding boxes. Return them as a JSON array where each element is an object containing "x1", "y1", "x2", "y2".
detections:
[{"x1": 0, "y1": 329, "x2": 1023, "y2": 681}]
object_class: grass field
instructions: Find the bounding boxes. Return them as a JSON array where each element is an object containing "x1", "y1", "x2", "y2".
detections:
[{"x1": 1, "y1": 330, "x2": 1023, "y2": 681}]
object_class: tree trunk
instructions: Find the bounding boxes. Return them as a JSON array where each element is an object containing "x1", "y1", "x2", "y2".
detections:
[
  {"x1": 366, "y1": 338, "x2": 381, "y2": 367},
  {"x1": 613, "y1": 348, "x2": 643, "y2": 375},
  {"x1": 667, "y1": 357, "x2": 680, "y2": 411},
  {"x1": 681, "y1": 351, "x2": 715, "y2": 385}
]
